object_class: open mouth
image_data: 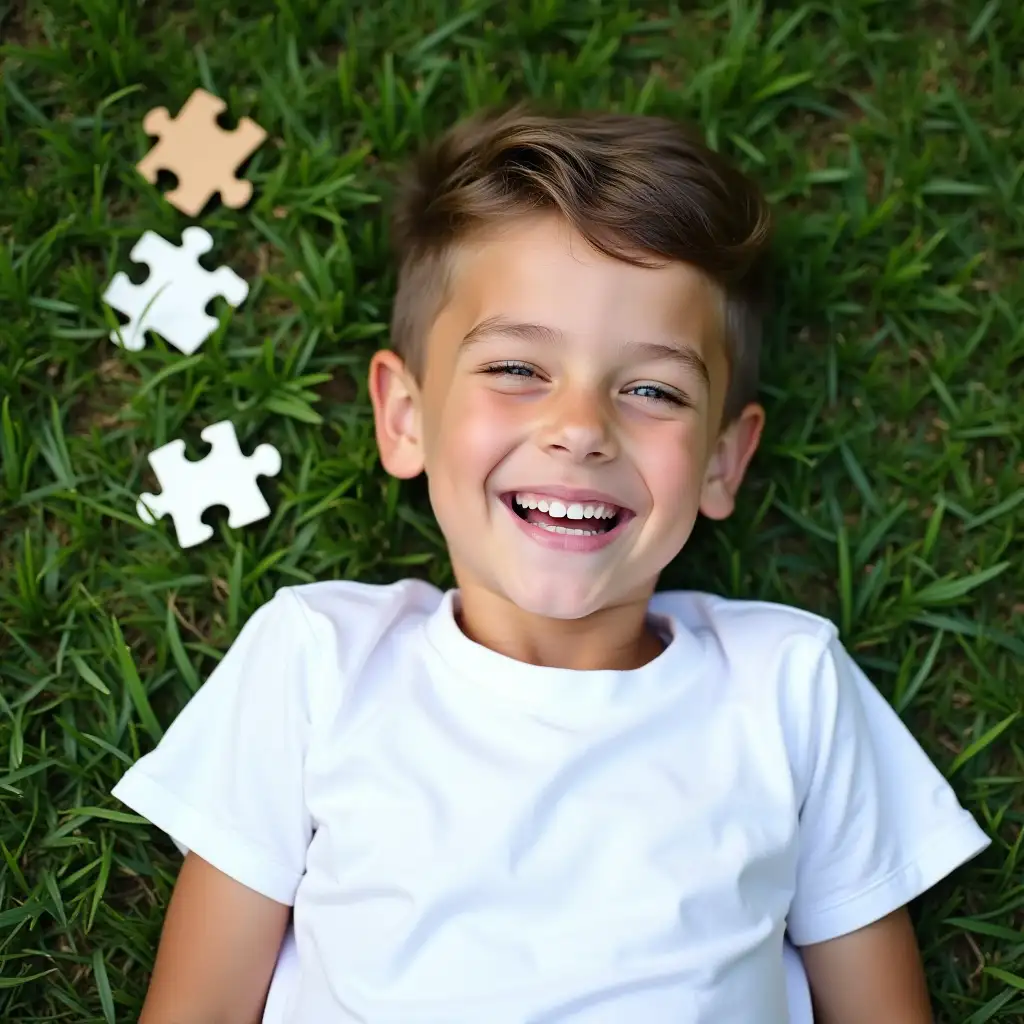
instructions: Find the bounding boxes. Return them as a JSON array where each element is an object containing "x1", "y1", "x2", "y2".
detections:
[{"x1": 500, "y1": 491, "x2": 630, "y2": 535}]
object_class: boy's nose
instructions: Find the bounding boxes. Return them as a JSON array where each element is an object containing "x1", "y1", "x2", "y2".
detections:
[{"x1": 536, "y1": 391, "x2": 618, "y2": 463}]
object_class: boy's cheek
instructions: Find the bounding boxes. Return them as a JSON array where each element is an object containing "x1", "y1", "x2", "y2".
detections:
[
  {"x1": 420, "y1": 400, "x2": 506, "y2": 505},
  {"x1": 631, "y1": 421, "x2": 708, "y2": 496},
  {"x1": 431, "y1": 388, "x2": 524, "y2": 460}
]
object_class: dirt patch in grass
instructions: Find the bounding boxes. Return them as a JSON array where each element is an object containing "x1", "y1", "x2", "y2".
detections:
[
  {"x1": 0, "y1": 0, "x2": 39, "y2": 48},
  {"x1": 67, "y1": 357, "x2": 142, "y2": 435},
  {"x1": 316, "y1": 367, "x2": 358, "y2": 406}
]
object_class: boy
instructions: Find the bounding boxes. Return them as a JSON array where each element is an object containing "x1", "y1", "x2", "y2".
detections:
[{"x1": 113, "y1": 103, "x2": 990, "y2": 1023}]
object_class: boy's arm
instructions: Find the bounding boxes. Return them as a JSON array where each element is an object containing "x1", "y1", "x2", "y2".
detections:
[
  {"x1": 139, "y1": 852, "x2": 291, "y2": 1024},
  {"x1": 799, "y1": 907, "x2": 934, "y2": 1024}
]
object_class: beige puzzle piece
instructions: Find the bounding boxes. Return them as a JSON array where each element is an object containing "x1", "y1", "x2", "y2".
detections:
[{"x1": 136, "y1": 89, "x2": 268, "y2": 217}]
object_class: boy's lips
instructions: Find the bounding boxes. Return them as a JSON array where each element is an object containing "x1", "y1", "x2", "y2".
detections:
[
  {"x1": 499, "y1": 486, "x2": 635, "y2": 516},
  {"x1": 497, "y1": 490, "x2": 636, "y2": 554}
]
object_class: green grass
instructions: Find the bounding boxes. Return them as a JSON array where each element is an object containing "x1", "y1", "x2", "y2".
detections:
[{"x1": 1, "y1": 0, "x2": 1022, "y2": 1019}]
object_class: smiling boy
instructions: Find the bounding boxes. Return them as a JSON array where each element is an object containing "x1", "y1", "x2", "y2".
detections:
[
  {"x1": 374, "y1": 212, "x2": 757, "y2": 666},
  {"x1": 113, "y1": 103, "x2": 990, "y2": 1023}
]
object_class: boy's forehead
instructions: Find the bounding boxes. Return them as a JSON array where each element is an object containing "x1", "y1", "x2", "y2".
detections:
[{"x1": 430, "y1": 215, "x2": 728, "y2": 369}]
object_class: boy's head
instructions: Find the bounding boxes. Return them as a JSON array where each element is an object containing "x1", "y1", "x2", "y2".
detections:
[{"x1": 369, "y1": 103, "x2": 774, "y2": 623}]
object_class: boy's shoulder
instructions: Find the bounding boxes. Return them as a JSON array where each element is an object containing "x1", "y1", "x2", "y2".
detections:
[
  {"x1": 652, "y1": 592, "x2": 849, "y2": 742},
  {"x1": 283, "y1": 576, "x2": 443, "y2": 617},
  {"x1": 254, "y1": 578, "x2": 444, "y2": 695},
  {"x1": 651, "y1": 588, "x2": 839, "y2": 656},
  {"x1": 277, "y1": 577, "x2": 443, "y2": 642},
  {"x1": 651, "y1": 585, "x2": 835, "y2": 638}
]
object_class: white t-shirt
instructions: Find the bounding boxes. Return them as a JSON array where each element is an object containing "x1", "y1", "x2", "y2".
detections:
[{"x1": 112, "y1": 579, "x2": 990, "y2": 1023}]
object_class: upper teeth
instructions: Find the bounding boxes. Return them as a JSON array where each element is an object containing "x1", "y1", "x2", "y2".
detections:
[{"x1": 514, "y1": 493, "x2": 619, "y2": 520}]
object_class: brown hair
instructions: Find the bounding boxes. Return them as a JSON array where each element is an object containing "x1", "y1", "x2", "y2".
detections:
[{"x1": 387, "y1": 101, "x2": 774, "y2": 424}]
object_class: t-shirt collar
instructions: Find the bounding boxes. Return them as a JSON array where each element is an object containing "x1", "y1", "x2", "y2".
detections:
[{"x1": 422, "y1": 589, "x2": 705, "y2": 719}]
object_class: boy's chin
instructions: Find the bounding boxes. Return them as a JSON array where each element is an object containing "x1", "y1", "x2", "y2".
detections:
[
  {"x1": 507, "y1": 591, "x2": 601, "y2": 622},
  {"x1": 497, "y1": 571, "x2": 651, "y2": 623}
]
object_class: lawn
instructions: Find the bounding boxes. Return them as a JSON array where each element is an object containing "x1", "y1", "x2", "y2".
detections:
[{"x1": 1, "y1": 0, "x2": 1022, "y2": 1020}]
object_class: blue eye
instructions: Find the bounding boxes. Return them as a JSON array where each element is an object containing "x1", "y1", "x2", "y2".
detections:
[
  {"x1": 484, "y1": 361, "x2": 537, "y2": 378},
  {"x1": 629, "y1": 384, "x2": 687, "y2": 406}
]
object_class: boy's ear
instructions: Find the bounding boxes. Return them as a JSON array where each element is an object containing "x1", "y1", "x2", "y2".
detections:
[
  {"x1": 699, "y1": 402, "x2": 765, "y2": 520},
  {"x1": 368, "y1": 349, "x2": 425, "y2": 479}
]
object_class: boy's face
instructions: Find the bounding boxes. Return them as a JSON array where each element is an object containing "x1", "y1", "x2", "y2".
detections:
[{"x1": 370, "y1": 214, "x2": 763, "y2": 622}]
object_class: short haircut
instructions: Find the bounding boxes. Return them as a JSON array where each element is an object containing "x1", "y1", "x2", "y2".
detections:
[{"x1": 387, "y1": 101, "x2": 774, "y2": 423}]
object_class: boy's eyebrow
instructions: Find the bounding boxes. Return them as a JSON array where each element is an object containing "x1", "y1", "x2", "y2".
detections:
[{"x1": 460, "y1": 315, "x2": 710, "y2": 388}]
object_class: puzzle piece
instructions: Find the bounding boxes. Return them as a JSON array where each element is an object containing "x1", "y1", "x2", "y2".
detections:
[
  {"x1": 137, "y1": 421, "x2": 281, "y2": 549},
  {"x1": 137, "y1": 89, "x2": 267, "y2": 216},
  {"x1": 102, "y1": 227, "x2": 248, "y2": 354}
]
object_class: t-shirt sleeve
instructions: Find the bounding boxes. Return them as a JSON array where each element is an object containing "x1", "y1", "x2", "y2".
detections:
[
  {"x1": 111, "y1": 589, "x2": 317, "y2": 906},
  {"x1": 786, "y1": 630, "x2": 991, "y2": 947}
]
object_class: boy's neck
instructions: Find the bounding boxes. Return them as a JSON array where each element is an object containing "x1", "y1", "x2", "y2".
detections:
[{"x1": 452, "y1": 583, "x2": 665, "y2": 671}]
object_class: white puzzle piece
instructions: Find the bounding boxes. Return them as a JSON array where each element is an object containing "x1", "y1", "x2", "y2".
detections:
[
  {"x1": 102, "y1": 227, "x2": 248, "y2": 354},
  {"x1": 137, "y1": 421, "x2": 281, "y2": 548}
]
